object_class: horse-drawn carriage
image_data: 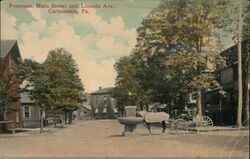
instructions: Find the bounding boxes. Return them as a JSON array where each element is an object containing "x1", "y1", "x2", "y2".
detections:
[
  {"x1": 138, "y1": 111, "x2": 213, "y2": 134},
  {"x1": 169, "y1": 114, "x2": 213, "y2": 133}
]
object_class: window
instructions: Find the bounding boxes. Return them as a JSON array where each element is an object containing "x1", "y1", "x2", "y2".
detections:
[
  {"x1": 220, "y1": 68, "x2": 234, "y2": 84},
  {"x1": 23, "y1": 106, "x2": 31, "y2": 118}
]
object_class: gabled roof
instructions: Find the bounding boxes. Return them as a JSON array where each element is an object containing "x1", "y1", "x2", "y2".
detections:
[
  {"x1": 83, "y1": 105, "x2": 91, "y2": 111},
  {"x1": 220, "y1": 39, "x2": 249, "y2": 65},
  {"x1": 0, "y1": 40, "x2": 21, "y2": 60},
  {"x1": 91, "y1": 87, "x2": 114, "y2": 95}
]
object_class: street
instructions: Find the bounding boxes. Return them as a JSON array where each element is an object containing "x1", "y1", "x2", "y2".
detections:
[{"x1": 0, "y1": 120, "x2": 249, "y2": 158}]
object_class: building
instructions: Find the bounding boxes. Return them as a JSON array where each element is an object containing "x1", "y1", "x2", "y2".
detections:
[
  {"x1": 204, "y1": 40, "x2": 250, "y2": 126},
  {"x1": 90, "y1": 87, "x2": 117, "y2": 119},
  {"x1": 75, "y1": 93, "x2": 92, "y2": 120},
  {"x1": 75, "y1": 104, "x2": 92, "y2": 120},
  {"x1": 0, "y1": 40, "x2": 22, "y2": 128},
  {"x1": 20, "y1": 93, "x2": 42, "y2": 128}
]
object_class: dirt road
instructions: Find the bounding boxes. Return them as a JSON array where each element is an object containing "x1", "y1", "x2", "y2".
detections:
[{"x1": 0, "y1": 120, "x2": 249, "y2": 158}]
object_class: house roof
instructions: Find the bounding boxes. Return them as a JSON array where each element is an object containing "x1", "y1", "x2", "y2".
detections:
[
  {"x1": 21, "y1": 93, "x2": 33, "y2": 103},
  {"x1": 0, "y1": 40, "x2": 21, "y2": 60},
  {"x1": 220, "y1": 39, "x2": 249, "y2": 65},
  {"x1": 91, "y1": 87, "x2": 114, "y2": 95},
  {"x1": 83, "y1": 105, "x2": 91, "y2": 111}
]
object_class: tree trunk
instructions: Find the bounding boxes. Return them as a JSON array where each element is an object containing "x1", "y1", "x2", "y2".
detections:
[
  {"x1": 237, "y1": 0, "x2": 243, "y2": 128},
  {"x1": 0, "y1": 103, "x2": 4, "y2": 121},
  {"x1": 146, "y1": 103, "x2": 149, "y2": 111},
  {"x1": 1, "y1": 101, "x2": 6, "y2": 121},
  {"x1": 40, "y1": 111, "x2": 44, "y2": 133},
  {"x1": 53, "y1": 112, "x2": 57, "y2": 128},
  {"x1": 90, "y1": 107, "x2": 93, "y2": 119},
  {"x1": 196, "y1": 89, "x2": 202, "y2": 117},
  {"x1": 69, "y1": 111, "x2": 72, "y2": 124},
  {"x1": 121, "y1": 109, "x2": 124, "y2": 117},
  {"x1": 64, "y1": 110, "x2": 67, "y2": 124},
  {"x1": 0, "y1": 101, "x2": 6, "y2": 132},
  {"x1": 140, "y1": 102, "x2": 143, "y2": 111}
]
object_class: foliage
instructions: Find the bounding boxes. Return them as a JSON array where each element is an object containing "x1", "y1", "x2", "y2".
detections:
[
  {"x1": 114, "y1": 0, "x2": 233, "y2": 113},
  {"x1": 0, "y1": 62, "x2": 22, "y2": 121},
  {"x1": 222, "y1": 0, "x2": 249, "y2": 42},
  {"x1": 18, "y1": 59, "x2": 52, "y2": 111},
  {"x1": 43, "y1": 48, "x2": 84, "y2": 112},
  {"x1": 18, "y1": 48, "x2": 84, "y2": 113},
  {"x1": 113, "y1": 56, "x2": 152, "y2": 110}
]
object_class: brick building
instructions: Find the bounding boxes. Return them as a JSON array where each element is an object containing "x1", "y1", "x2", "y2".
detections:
[
  {"x1": 0, "y1": 40, "x2": 22, "y2": 128},
  {"x1": 90, "y1": 87, "x2": 117, "y2": 119}
]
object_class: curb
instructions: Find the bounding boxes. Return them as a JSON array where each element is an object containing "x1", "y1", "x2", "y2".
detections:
[
  {"x1": 190, "y1": 127, "x2": 249, "y2": 132},
  {"x1": 0, "y1": 125, "x2": 68, "y2": 138}
]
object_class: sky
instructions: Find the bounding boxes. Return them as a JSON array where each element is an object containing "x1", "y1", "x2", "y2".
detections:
[{"x1": 1, "y1": 0, "x2": 161, "y2": 92}]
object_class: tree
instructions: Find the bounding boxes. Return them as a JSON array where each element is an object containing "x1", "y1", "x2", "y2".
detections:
[
  {"x1": 113, "y1": 56, "x2": 152, "y2": 113},
  {"x1": 16, "y1": 59, "x2": 51, "y2": 133},
  {"x1": 17, "y1": 48, "x2": 84, "y2": 131},
  {"x1": 0, "y1": 68, "x2": 20, "y2": 122},
  {"x1": 44, "y1": 48, "x2": 84, "y2": 125},
  {"x1": 0, "y1": 55, "x2": 24, "y2": 133},
  {"x1": 132, "y1": 0, "x2": 230, "y2": 115}
]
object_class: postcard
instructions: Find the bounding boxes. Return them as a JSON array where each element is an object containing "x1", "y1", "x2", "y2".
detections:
[{"x1": 0, "y1": 0, "x2": 249, "y2": 158}]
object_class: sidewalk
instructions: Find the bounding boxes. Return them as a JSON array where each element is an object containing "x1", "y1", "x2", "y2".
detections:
[
  {"x1": 193, "y1": 126, "x2": 249, "y2": 132},
  {"x1": 0, "y1": 124, "x2": 68, "y2": 137},
  {"x1": 150, "y1": 122, "x2": 249, "y2": 132}
]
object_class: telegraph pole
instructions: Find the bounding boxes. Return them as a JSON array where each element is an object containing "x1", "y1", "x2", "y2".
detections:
[{"x1": 237, "y1": 0, "x2": 243, "y2": 128}]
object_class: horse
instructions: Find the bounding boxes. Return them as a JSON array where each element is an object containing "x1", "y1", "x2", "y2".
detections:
[{"x1": 137, "y1": 111, "x2": 170, "y2": 134}]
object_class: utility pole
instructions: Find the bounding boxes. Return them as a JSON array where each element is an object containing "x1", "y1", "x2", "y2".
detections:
[{"x1": 237, "y1": 0, "x2": 243, "y2": 128}]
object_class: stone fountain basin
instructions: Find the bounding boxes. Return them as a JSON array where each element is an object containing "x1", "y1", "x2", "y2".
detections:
[{"x1": 118, "y1": 117, "x2": 144, "y2": 125}]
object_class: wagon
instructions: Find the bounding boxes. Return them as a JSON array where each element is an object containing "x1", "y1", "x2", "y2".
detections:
[{"x1": 169, "y1": 114, "x2": 213, "y2": 133}]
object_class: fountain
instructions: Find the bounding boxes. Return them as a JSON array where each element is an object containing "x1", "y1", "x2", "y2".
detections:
[{"x1": 118, "y1": 106, "x2": 144, "y2": 136}]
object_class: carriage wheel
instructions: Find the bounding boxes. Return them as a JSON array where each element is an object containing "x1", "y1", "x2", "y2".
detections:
[
  {"x1": 169, "y1": 119, "x2": 188, "y2": 134},
  {"x1": 169, "y1": 119, "x2": 178, "y2": 134},
  {"x1": 167, "y1": 118, "x2": 175, "y2": 125},
  {"x1": 175, "y1": 119, "x2": 189, "y2": 131},
  {"x1": 201, "y1": 116, "x2": 213, "y2": 127}
]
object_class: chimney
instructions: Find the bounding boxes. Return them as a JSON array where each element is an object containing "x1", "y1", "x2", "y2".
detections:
[{"x1": 99, "y1": 86, "x2": 102, "y2": 90}]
